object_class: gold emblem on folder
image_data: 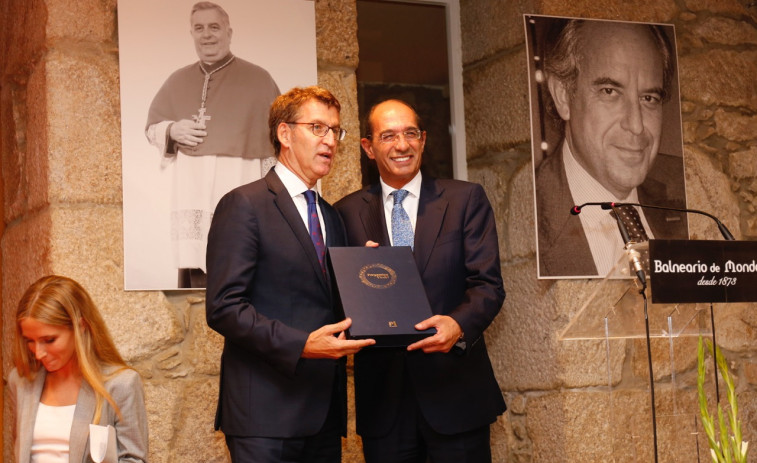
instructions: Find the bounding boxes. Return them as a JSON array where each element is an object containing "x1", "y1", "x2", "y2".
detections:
[
  {"x1": 388, "y1": 321, "x2": 398, "y2": 328},
  {"x1": 359, "y1": 263, "x2": 398, "y2": 289}
]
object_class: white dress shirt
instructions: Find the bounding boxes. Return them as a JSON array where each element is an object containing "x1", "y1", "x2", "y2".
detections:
[
  {"x1": 379, "y1": 171, "x2": 423, "y2": 246},
  {"x1": 274, "y1": 163, "x2": 327, "y2": 242},
  {"x1": 31, "y1": 403, "x2": 76, "y2": 463},
  {"x1": 563, "y1": 143, "x2": 654, "y2": 276}
]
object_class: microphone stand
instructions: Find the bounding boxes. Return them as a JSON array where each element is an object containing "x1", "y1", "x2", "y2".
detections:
[
  {"x1": 610, "y1": 206, "x2": 658, "y2": 463},
  {"x1": 574, "y1": 201, "x2": 736, "y2": 453},
  {"x1": 608, "y1": 202, "x2": 734, "y2": 403}
]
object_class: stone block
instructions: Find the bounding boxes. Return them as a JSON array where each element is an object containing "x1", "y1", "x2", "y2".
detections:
[
  {"x1": 188, "y1": 297, "x2": 225, "y2": 376},
  {"x1": 468, "y1": 156, "x2": 512, "y2": 260},
  {"x1": 4, "y1": 59, "x2": 50, "y2": 222},
  {"x1": 460, "y1": 0, "x2": 534, "y2": 64},
  {"x1": 737, "y1": 390, "x2": 757, "y2": 455},
  {"x1": 716, "y1": 109, "x2": 757, "y2": 144},
  {"x1": 712, "y1": 302, "x2": 757, "y2": 353},
  {"x1": 683, "y1": 146, "x2": 741, "y2": 240},
  {"x1": 683, "y1": 0, "x2": 754, "y2": 16},
  {"x1": 507, "y1": 162, "x2": 536, "y2": 259},
  {"x1": 0, "y1": 0, "x2": 47, "y2": 76},
  {"x1": 1, "y1": 211, "x2": 51, "y2": 373},
  {"x1": 490, "y1": 261, "x2": 624, "y2": 390},
  {"x1": 526, "y1": 389, "x2": 702, "y2": 462},
  {"x1": 679, "y1": 50, "x2": 757, "y2": 109},
  {"x1": 46, "y1": 0, "x2": 116, "y2": 42},
  {"x1": 630, "y1": 336, "x2": 699, "y2": 381},
  {"x1": 171, "y1": 379, "x2": 229, "y2": 462},
  {"x1": 45, "y1": 49, "x2": 122, "y2": 204},
  {"x1": 464, "y1": 50, "x2": 530, "y2": 158},
  {"x1": 729, "y1": 147, "x2": 757, "y2": 180},
  {"x1": 48, "y1": 205, "x2": 183, "y2": 361},
  {"x1": 315, "y1": 0, "x2": 359, "y2": 69},
  {"x1": 532, "y1": 0, "x2": 677, "y2": 23},
  {"x1": 689, "y1": 17, "x2": 757, "y2": 47},
  {"x1": 142, "y1": 380, "x2": 182, "y2": 463},
  {"x1": 318, "y1": 70, "x2": 362, "y2": 203},
  {"x1": 745, "y1": 360, "x2": 757, "y2": 386}
]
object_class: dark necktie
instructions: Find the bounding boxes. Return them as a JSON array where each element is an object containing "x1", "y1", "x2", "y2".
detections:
[
  {"x1": 611, "y1": 205, "x2": 650, "y2": 274},
  {"x1": 304, "y1": 190, "x2": 326, "y2": 273},
  {"x1": 611, "y1": 205, "x2": 649, "y2": 242},
  {"x1": 391, "y1": 189, "x2": 414, "y2": 250}
]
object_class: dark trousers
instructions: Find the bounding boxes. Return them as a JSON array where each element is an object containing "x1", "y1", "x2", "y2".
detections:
[
  {"x1": 361, "y1": 377, "x2": 492, "y2": 463},
  {"x1": 224, "y1": 387, "x2": 342, "y2": 463}
]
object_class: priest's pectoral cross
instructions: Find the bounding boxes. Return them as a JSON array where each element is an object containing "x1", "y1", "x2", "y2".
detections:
[{"x1": 192, "y1": 107, "x2": 211, "y2": 126}]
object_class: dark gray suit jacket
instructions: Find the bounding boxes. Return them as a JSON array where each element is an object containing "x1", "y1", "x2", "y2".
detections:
[
  {"x1": 206, "y1": 169, "x2": 347, "y2": 438},
  {"x1": 9, "y1": 367, "x2": 148, "y2": 463},
  {"x1": 535, "y1": 148, "x2": 689, "y2": 277},
  {"x1": 335, "y1": 177, "x2": 506, "y2": 437}
]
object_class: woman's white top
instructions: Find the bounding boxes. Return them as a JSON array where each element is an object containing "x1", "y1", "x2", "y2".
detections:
[{"x1": 30, "y1": 403, "x2": 76, "y2": 463}]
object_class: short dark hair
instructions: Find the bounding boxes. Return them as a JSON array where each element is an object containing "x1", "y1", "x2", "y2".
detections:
[
  {"x1": 268, "y1": 86, "x2": 341, "y2": 156},
  {"x1": 363, "y1": 99, "x2": 424, "y2": 139}
]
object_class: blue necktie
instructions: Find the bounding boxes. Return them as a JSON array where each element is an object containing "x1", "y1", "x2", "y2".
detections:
[
  {"x1": 304, "y1": 190, "x2": 326, "y2": 273},
  {"x1": 391, "y1": 189, "x2": 414, "y2": 250}
]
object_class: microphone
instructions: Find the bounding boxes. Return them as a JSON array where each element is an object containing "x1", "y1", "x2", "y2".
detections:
[
  {"x1": 569, "y1": 202, "x2": 735, "y2": 240},
  {"x1": 570, "y1": 202, "x2": 608, "y2": 215},
  {"x1": 600, "y1": 202, "x2": 735, "y2": 241},
  {"x1": 608, "y1": 205, "x2": 647, "y2": 290}
]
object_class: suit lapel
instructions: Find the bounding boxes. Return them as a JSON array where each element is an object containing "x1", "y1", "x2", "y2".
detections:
[
  {"x1": 414, "y1": 178, "x2": 447, "y2": 276},
  {"x1": 18, "y1": 372, "x2": 46, "y2": 463},
  {"x1": 538, "y1": 148, "x2": 597, "y2": 275},
  {"x1": 360, "y1": 185, "x2": 390, "y2": 246},
  {"x1": 266, "y1": 170, "x2": 329, "y2": 291},
  {"x1": 69, "y1": 380, "x2": 96, "y2": 463}
]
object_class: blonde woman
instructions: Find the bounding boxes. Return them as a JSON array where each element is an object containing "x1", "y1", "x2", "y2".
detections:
[{"x1": 9, "y1": 275, "x2": 148, "y2": 462}]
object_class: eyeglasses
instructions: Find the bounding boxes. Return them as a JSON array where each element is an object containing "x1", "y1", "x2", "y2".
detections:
[
  {"x1": 368, "y1": 129, "x2": 423, "y2": 144},
  {"x1": 287, "y1": 122, "x2": 347, "y2": 141}
]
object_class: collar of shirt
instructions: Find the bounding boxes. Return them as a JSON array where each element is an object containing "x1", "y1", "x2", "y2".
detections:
[
  {"x1": 379, "y1": 171, "x2": 422, "y2": 243},
  {"x1": 274, "y1": 163, "x2": 326, "y2": 241},
  {"x1": 562, "y1": 142, "x2": 653, "y2": 276}
]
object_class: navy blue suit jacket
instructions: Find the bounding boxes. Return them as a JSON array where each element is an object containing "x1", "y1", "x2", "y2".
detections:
[
  {"x1": 335, "y1": 177, "x2": 506, "y2": 436},
  {"x1": 206, "y1": 169, "x2": 347, "y2": 438}
]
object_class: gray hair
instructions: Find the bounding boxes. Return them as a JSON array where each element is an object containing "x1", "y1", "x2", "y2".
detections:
[
  {"x1": 191, "y1": 2, "x2": 230, "y2": 27},
  {"x1": 544, "y1": 19, "x2": 674, "y2": 102}
]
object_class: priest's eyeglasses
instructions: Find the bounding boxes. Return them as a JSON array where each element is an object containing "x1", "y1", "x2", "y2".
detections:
[
  {"x1": 367, "y1": 129, "x2": 423, "y2": 144},
  {"x1": 287, "y1": 122, "x2": 347, "y2": 141}
]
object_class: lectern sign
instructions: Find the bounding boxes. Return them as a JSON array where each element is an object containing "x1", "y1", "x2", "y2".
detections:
[{"x1": 649, "y1": 239, "x2": 757, "y2": 303}]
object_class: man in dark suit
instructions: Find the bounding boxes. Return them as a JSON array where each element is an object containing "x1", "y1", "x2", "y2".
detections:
[
  {"x1": 536, "y1": 149, "x2": 687, "y2": 277},
  {"x1": 335, "y1": 99, "x2": 506, "y2": 463},
  {"x1": 535, "y1": 19, "x2": 688, "y2": 277},
  {"x1": 206, "y1": 86, "x2": 375, "y2": 463}
]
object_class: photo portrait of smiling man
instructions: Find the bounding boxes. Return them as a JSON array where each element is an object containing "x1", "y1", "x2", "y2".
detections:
[{"x1": 527, "y1": 16, "x2": 689, "y2": 278}]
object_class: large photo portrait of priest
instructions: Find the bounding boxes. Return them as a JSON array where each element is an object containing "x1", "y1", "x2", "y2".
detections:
[
  {"x1": 119, "y1": 0, "x2": 317, "y2": 290},
  {"x1": 525, "y1": 15, "x2": 689, "y2": 279}
]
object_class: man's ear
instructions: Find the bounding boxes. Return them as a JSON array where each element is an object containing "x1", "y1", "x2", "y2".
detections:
[
  {"x1": 277, "y1": 123, "x2": 291, "y2": 149},
  {"x1": 361, "y1": 138, "x2": 375, "y2": 160},
  {"x1": 547, "y1": 76, "x2": 571, "y2": 121}
]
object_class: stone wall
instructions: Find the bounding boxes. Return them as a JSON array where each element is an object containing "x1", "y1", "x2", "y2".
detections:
[
  {"x1": 1, "y1": 0, "x2": 756, "y2": 462},
  {"x1": 461, "y1": 0, "x2": 757, "y2": 461}
]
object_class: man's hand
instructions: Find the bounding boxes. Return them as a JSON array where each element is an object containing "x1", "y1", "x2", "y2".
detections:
[
  {"x1": 302, "y1": 318, "x2": 375, "y2": 359},
  {"x1": 169, "y1": 119, "x2": 208, "y2": 146},
  {"x1": 407, "y1": 315, "x2": 462, "y2": 354},
  {"x1": 365, "y1": 240, "x2": 379, "y2": 247}
]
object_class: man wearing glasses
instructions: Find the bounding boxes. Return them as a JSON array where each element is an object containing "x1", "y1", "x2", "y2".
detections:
[
  {"x1": 206, "y1": 86, "x2": 375, "y2": 463},
  {"x1": 336, "y1": 99, "x2": 506, "y2": 463}
]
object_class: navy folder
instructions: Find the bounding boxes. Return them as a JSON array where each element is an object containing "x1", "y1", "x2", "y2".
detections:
[{"x1": 327, "y1": 246, "x2": 436, "y2": 347}]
